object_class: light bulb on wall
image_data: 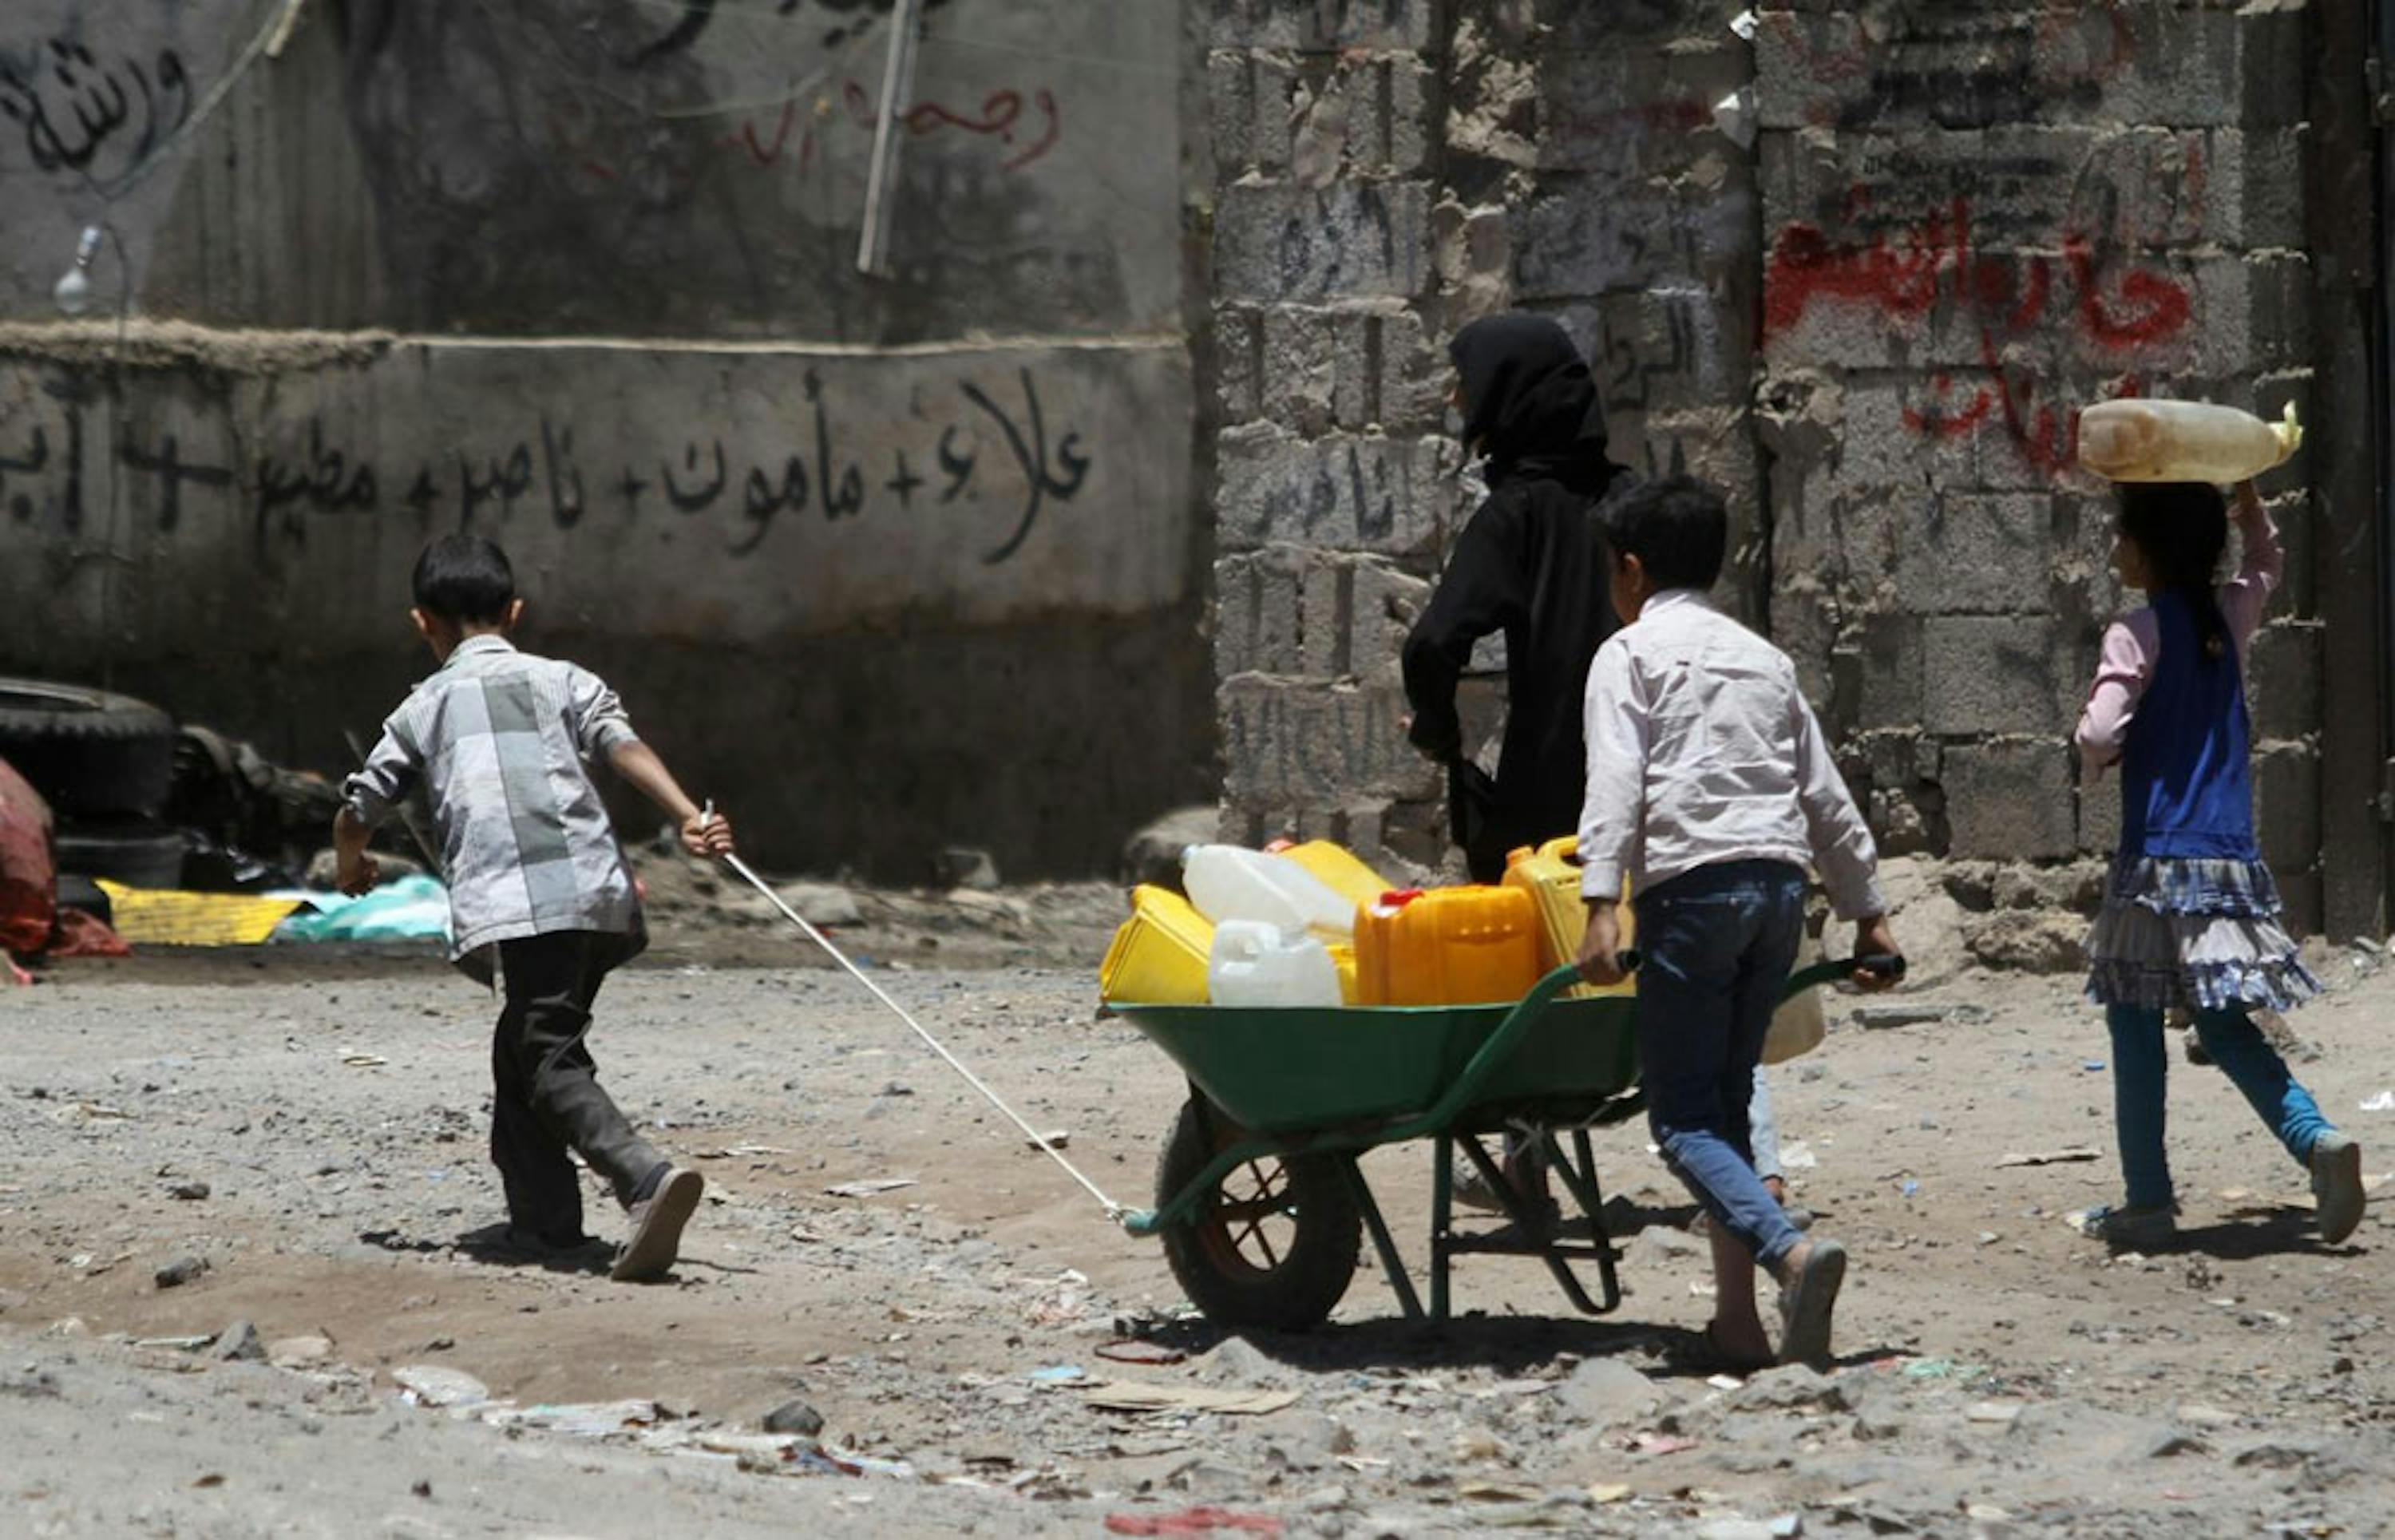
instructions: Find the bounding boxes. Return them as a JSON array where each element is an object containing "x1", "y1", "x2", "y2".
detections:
[{"x1": 53, "y1": 226, "x2": 102, "y2": 316}]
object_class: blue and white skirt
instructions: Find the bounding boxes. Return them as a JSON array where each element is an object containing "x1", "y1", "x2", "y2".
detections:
[{"x1": 2084, "y1": 855, "x2": 2322, "y2": 1013}]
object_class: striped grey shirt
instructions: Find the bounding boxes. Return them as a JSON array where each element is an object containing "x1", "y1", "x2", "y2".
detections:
[{"x1": 342, "y1": 636, "x2": 645, "y2": 968}]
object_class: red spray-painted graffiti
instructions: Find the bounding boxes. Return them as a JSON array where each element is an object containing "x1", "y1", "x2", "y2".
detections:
[
  {"x1": 1764, "y1": 196, "x2": 2192, "y2": 474},
  {"x1": 723, "y1": 80, "x2": 1061, "y2": 175}
]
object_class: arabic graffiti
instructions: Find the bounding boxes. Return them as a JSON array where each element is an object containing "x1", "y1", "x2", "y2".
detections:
[
  {"x1": 1764, "y1": 197, "x2": 2195, "y2": 476},
  {"x1": 5, "y1": 369, "x2": 1096, "y2": 570},
  {"x1": 0, "y1": 35, "x2": 192, "y2": 187},
  {"x1": 722, "y1": 78, "x2": 1063, "y2": 177}
]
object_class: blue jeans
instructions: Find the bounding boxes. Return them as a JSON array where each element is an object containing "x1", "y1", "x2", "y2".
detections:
[
  {"x1": 2105, "y1": 1004, "x2": 2332, "y2": 1209},
  {"x1": 1634, "y1": 860, "x2": 1808, "y2": 1267}
]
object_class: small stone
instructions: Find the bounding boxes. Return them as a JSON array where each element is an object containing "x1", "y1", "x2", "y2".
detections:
[
  {"x1": 2146, "y1": 1430, "x2": 2207, "y2": 1459},
  {"x1": 1453, "y1": 1427, "x2": 1503, "y2": 1461},
  {"x1": 168, "y1": 1180, "x2": 211, "y2": 1201},
  {"x1": 392, "y1": 1365, "x2": 490, "y2": 1407},
  {"x1": 2177, "y1": 1403, "x2": 2239, "y2": 1427},
  {"x1": 267, "y1": 1334, "x2": 334, "y2": 1369},
  {"x1": 46, "y1": 1317, "x2": 89, "y2": 1338},
  {"x1": 1852, "y1": 1408, "x2": 1907, "y2": 1442},
  {"x1": 1965, "y1": 1400, "x2": 2022, "y2": 1427},
  {"x1": 1555, "y1": 1356, "x2": 1658, "y2": 1423},
  {"x1": 1300, "y1": 1483, "x2": 1352, "y2": 1512},
  {"x1": 1638, "y1": 1225, "x2": 1704, "y2": 1261},
  {"x1": 212, "y1": 1321, "x2": 264, "y2": 1362},
  {"x1": 1732, "y1": 1364, "x2": 1856, "y2": 1413},
  {"x1": 154, "y1": 1254, "x2": 208, "y2": 1289},
  {"x1": 762, "y1": 1398, "x2": 825, "y2": 1437},
  {"x1": 935, "y1": 846, "x2": 1000, "y2": 891}
]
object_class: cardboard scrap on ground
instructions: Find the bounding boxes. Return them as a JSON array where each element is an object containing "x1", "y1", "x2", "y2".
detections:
[
  {"x1": 1081, "y1": 1380, "x2": 1300, "y2": 1416},
  {"x1": 97, "y1": 880, "x2": 303, "y2": 948}
]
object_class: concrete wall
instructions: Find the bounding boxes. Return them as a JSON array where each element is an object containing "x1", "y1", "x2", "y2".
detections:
[
  {"x1": 0, "y1": 0, "x2": 1212, "y2": 881},
  {"x1": 1204, "y1": 0, "x2": 1764, "y2": 872},
  {"x1": 1753, "y1": 0, "x2": 2325, "y2": 933},
  {"x1": 1205, "y1": 0, "x2": 2351, "y2": 936}
]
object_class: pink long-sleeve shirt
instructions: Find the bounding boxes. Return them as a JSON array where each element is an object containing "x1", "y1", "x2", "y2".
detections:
[{"x1": 2074, "y1": 497, "x2": 2281, "y2": 775}]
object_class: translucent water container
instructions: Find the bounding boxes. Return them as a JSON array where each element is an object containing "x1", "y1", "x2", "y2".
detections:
[
  {"x1": 1270, "y1": 840, "x2": 1393, "y2": 920},
  {"x1": 1500, "y1": 837, "x2": 1636, "y2": 999},
  {"x1": 2077, "y1": 399, "x2": 2301, "y2": 484},
  {"x1": 1208, "y1": 919, "x2": 1344, "y2": 1008},
  {"x1": 1354, "y1": 885, "x2": 1542, "y2": 1007},
  {"x1": 1183, "y1": 843, "x2": 1354, "y2": 941},
  {"x1": 1099, "y1": 885, "x2": 1214, "y2": 1005}
]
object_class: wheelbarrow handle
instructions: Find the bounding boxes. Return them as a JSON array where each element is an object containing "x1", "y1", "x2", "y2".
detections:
[{"x1": 1782, "y1": 952, "x2": 1907, "y2": 999}]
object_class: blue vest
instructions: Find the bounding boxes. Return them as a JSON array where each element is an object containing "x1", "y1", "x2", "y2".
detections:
[{"x1": 2119, "y1": 590, "x2": 2258, "y2": 861}]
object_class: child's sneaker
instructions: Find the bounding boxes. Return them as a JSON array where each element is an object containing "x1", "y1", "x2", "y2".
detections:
[
  {"x1": 2310, "y1": 1132, "x2": 2365, "y2": 1245},
  {"x1": 2075, "y1": 1203, "x2": 2176, "y2": 1251},
  {"x1": 612, "y1": 1166, "x2": 703, "y2": 1282}
]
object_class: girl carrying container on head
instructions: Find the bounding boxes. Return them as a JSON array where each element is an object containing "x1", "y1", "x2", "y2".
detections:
[{"x1": 2075, "y1": 478, "x2": 2363, "y2": 1250}]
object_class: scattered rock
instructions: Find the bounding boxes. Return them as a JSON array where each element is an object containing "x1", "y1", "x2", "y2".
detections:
[
  {"x1": 2176, "y1": 1403, "x2": 2239, "y2": 1427},
  {"x1": 168, "y1": 1179, "x2": 211, "y2": 1201},
  {"x1": 212, "y1": 1320, "x2": 264, "y2": 1362},
  {"x1": 774, "y1": 881, "x2": 862, "y2": 928},
  {"x1": 1852, "y1": 1407, "x2": 1907, "y2": 1443},
  {"x1": 153, "y1": 1254, "x2": 208, "y2": 1289},
  {"x1": 2231, "y1": 1438, "x2": 2324, "y2": 1470},
  {"x1": 45, "y1": 1317, "x2": 89, "y2": 1338},
  {"x1": 267, "y1": 1334, "x2": 334, "y2": 1370},
  {"x1": 1120, "y1": 806, "x2": 1216, "y2": 889},
  {"x1": 392, "y1": 1364, "x2": 491, "y2": 1408},
  {"x1": 1965, "y1": 1400, "x2": 2023, "y2": 1427},
  {"x1": 1555, "y1": 1357, "x2": 1659, "y2": 1423},
  {"x1": 762, "y1": 1398, "x2": 825, "y2": 1437},
  {"x1": 1730, "y1": 1364, "x2": 1856, "y2": 1413},
  {"x1": 1961, "y1": 911, "x2": 2083, "y2": 973},
  {"x1": 1635, "y1": 1225, "x2": 1704, "y2": 1263},
  {"x1": 935, "y1": 846, "x2": 1000, "y2": 892},
  {"x1": 2145, "y1": 1430, "x2": 2207, "y2": 1459},
  {"x1": 1197, "y1": 1336, "x2": 1290, "y2": 1390},
  {"x1": 1, "y1": 1368, "x2": 61, "y2": 1399}
]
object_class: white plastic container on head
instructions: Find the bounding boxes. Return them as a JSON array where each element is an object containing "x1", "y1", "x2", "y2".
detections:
[
  {"x1": 2076, "y1": 399, "x2": 2301, "y2": 484},
  {"x1": 1182, "y1": 843, "x2": 1356, "y2": 940},
  {"x1": 1206, "y1": 920, "x2": 1343, "y2": 1008}
]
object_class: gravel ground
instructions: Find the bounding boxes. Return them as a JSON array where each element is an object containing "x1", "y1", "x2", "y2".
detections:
[{"x1": 5, "y1": 903, "x2": 2393, "y2": 1538}]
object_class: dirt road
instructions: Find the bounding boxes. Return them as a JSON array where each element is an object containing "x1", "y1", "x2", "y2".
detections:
[{"x1": 6, "y1": 913, "x2": 2393, "y2": 1536}]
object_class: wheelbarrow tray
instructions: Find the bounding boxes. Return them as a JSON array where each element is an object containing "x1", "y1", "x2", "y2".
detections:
[{"x1": 1114, "y1": 994, "x2": 1640, "y2": 1136}]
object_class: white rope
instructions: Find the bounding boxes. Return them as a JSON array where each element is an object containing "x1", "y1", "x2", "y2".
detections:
[{"x1": 710, "y1": 832, "x2": 1126, "y2": 1220}]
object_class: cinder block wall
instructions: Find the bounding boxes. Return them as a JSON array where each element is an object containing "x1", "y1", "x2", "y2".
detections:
[{"x1": 1205, "y1": 0, "x2": 2342, "y2": 944}]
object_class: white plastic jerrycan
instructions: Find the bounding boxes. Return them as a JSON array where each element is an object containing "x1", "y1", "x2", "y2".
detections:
[
  {"x1": 2077, "y1": 399, "x2": 2301, "y2": 484},
  {"x1": 1182, "y1": 843, "x2": 1356, "y2": 941},
  {"x1": 1206, "y1": 920, "x2": 1343, "y2": 1008}
]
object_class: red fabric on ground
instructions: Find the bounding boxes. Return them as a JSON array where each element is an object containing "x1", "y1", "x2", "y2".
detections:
[
  {"x1": 0, "y1": 756, "x2": 55, "y2": 959},
  {"x1": 52, "y1": 906, "x2": 130, "y2": 958}
]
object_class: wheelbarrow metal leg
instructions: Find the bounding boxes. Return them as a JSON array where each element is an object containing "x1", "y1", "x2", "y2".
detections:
[
  {"x1": 1443, "y1": 1129, "x2": 1618, "y2": 1319},
  {"x1": 1340, "y1": 1156, "x2": 1423, "y2": 1322},
  {"x1": 1540, "y1": 1128, "x2": 1622, "y2": 1313},
  {"x1": 1430, "y1": 1133, "x2": 1455, "y2": 1323}
]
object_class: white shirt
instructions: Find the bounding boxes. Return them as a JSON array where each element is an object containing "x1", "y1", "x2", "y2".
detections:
[{"x1": 1577, "y1": 588, "x2": 1884, "y2": 920}]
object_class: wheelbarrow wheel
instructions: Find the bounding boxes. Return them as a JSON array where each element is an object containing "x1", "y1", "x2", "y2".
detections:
[{"x1": 1156, "y1": 1096, "x2": 1360, "y2": 1333}]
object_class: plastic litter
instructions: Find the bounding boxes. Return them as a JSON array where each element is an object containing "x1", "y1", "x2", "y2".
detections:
[
  {"x1": 2361, "y1": 1090, "x2": 2395, "y2": 1113},
  {"x1": 274, "y1": 873, "x2": 449, "y2": 944},
  {"x1": 1183, "y1": 842, "x2": 1352, "y2": 940}
]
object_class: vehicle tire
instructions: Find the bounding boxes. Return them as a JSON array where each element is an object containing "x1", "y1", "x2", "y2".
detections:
[
  {"x1": 1155, "y1": 1095, "x2": 1361, "y2": 1333},
  {"x1": 53, "y1": 818, "x2": 186, "y2": 889},
  {"x1": 0, "y1": 677, "x2": 176, "y2": 818},
  {"x1": 53, "y1": 873, "x2": 113, "y2": 926}
]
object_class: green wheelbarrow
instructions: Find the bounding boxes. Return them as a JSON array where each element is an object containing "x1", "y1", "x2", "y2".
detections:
[{"x1": 1113, "y1": 956, "x2": 1888, "y2": 1332}]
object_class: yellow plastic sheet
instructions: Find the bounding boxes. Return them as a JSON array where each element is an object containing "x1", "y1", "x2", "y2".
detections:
[{"x1": 94, "y1": 880, "x2": 303, "y2": 947}]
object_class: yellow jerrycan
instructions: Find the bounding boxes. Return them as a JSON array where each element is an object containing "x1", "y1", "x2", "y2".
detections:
[{"x1": 1501, "y1": 837, "x2": 1636, "y2": 1000}]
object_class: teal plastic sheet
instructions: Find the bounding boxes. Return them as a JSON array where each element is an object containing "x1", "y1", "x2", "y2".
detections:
[{"x1": 273, "y1": 874, "x2": 451, "y2": 944}]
